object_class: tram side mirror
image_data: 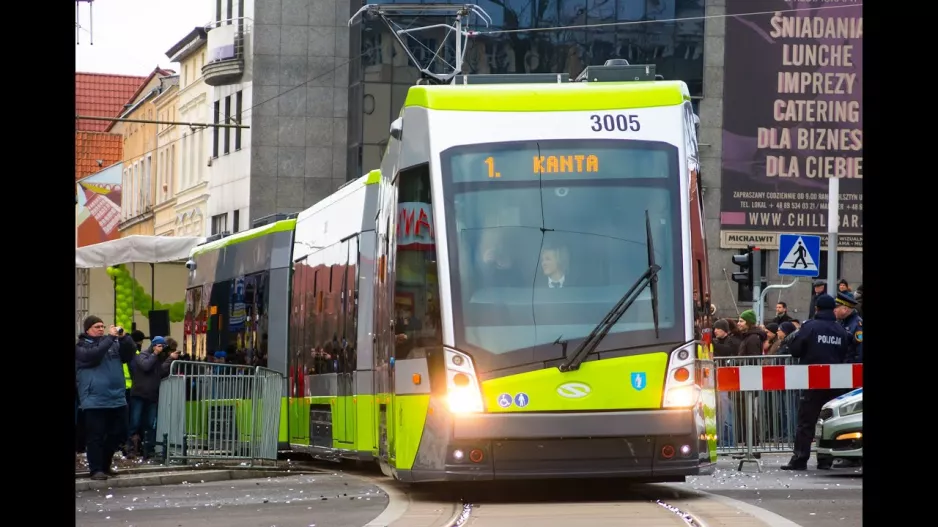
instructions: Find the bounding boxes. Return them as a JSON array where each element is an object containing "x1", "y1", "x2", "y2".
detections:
[
  {"x1": 186, "y1": 259, "x2": 197, "y2": 271},
  {"x1": 390, "y1": 118, "x2": 403, "y2": 140}
]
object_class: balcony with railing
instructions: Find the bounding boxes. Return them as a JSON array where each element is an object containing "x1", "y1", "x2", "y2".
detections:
[{"x1": 202, "y1": 17, "x2": 252, "y2": 86}]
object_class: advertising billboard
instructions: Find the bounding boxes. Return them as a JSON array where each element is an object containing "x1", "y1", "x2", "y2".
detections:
[
  {"x1": 720, "y1": 0, "x2": 862, "y2": 251},
  {"x1": 76, "y1": 163, "x2": 123, "y2": 247}
]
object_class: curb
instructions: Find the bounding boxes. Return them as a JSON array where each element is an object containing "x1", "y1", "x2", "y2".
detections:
[
  {"x1": 74, "y1": 468, "x2": 320, "y2": 492},
  {"x1": 364, "y1": 480, "x2": 411, "y2": 527},
  {"x1": 75, "y1": 463, "x2": 308, "y2": 479}
]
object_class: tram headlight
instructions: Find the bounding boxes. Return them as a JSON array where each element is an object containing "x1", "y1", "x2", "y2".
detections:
[
  {"x1": 664, "y1": 385, "x2": 701, "y2": 408},
  {"x1": 444, "y1": 348, "x2": 483, "y2": 414}
]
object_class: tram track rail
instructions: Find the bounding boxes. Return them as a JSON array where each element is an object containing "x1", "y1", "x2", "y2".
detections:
[{"x1": 286, "y1": 458, "x2": 784, "y2": 526}]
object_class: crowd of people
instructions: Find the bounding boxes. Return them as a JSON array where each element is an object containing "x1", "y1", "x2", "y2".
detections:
[
  {"x1": 711, "y1": 278, "x2": 862, "y2": 361},
  {"x1": 711, "y1": 278, "x2": 864, "y2": 471}
]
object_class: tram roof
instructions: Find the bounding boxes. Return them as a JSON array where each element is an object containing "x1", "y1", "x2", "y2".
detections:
[
  {"x1": 403, "y1": 80, "x2": 690, "y2": 113},
  {"x1": 190, "y1": 218, "x2": 296, "y2": 257}
]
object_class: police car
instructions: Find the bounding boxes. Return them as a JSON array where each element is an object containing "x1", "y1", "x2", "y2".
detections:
[{"x1": 814, "y1": 388, "x2": 863, "y2": 469}]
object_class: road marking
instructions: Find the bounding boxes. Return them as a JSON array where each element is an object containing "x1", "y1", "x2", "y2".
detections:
[
  {"x1": 663, "y1": 484, "x2": 805, "y2": 527},
  {"x1": 364, "y1": 479, "x2": 411, "y2": 527}
]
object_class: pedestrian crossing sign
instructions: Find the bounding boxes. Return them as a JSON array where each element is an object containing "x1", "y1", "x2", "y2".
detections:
[{"x1": 777, "y1": 234, "x2": 821, "y2": 277}]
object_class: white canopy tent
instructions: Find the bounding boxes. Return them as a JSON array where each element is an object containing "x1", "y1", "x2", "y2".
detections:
[
  {"x1": 76, "y1": 235, "x2": 205, "y2": 268},
  {"x1": 75, "y1": 235, "x2": 205, "y2": 335}
]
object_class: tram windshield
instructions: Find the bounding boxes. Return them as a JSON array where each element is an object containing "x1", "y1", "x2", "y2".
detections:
[{"x1": 440, "y1": 139, "x2": 686, "y2": 373}]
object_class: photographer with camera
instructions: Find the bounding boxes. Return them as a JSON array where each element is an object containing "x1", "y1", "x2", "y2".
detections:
[{"x1": 76, "y1": 315, "x2": 137, "y2": 480}]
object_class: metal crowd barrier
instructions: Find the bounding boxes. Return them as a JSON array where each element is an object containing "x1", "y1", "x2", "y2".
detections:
[
  {"x1": 155, "y1": 360, "x2": 284, "y2": 465},
  {"x1": 714, "y1": 355, "x2": 800, "y2": 461}
]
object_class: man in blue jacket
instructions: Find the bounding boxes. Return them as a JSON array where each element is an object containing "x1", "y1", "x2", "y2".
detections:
[{"x1": 76, "y1": 315, "x2": 137, "y2": 480}]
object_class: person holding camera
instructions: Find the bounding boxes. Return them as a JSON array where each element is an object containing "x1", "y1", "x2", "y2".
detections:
[
  {"x1": 128, "y1": 336, "x2": 179, "y2": 460},
  {"x1": 76, "y1": 315, "x2": 137, "y2": 480}
]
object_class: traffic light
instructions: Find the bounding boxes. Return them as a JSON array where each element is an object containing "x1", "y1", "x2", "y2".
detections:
[{"x1": 731, "y1": 246, "x2": 755, "y2": 291}]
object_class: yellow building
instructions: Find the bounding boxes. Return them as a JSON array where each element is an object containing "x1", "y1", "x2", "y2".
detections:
[
  {"x1": 153, "y1": 75, "x2": 180, "y2": 236},
  {"x1": 166, "y1": 28, "x2": 210, "y2": 237},
  {"x1": 108, "y1": 67, "x2": 175, "y2": 237}
]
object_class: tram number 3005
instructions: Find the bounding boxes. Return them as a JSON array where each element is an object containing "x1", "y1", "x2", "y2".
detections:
[{"x1": 590, "y1": 114, "x2": 641, "y2": 132}]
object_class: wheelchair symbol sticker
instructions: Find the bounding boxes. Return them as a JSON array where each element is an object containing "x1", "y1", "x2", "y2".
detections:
[{"x1": 497, "y1": 393, "x2": 512, "y2": 408}]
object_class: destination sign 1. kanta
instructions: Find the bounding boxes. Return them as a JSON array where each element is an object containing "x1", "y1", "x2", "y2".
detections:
[{"x1": 447, "y1": 143, "x2": 674, "y2": 183}]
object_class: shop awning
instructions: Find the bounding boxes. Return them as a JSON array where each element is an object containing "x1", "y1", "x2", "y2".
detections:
[{"x1": 76, "y1": 235, "x2": 205, "y2": 268}]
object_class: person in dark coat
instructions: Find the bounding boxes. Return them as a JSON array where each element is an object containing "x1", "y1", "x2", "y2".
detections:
[
  {"x1": 780, "y1": 294, "x2": 850, "y2": 471},
  {"x1": 76, "y1": 316, "x2": 137, "y2": 480},
  {"x1": 853, "y1": 284, "x2": 863, "y2": 318},
  {"x1": 736, "y1": 310, "x2": 766, "y2": 356},
  {"x1": 807, "y1": 280, "x2": 827, "y2": 319},
  {"x1": 774, "y1": 321, "x2": 798, "y2": 355},
  {"x1": 834, "y1": 292, "x2": 863, "y2": 363},
  {"x1": 128, "y1": 336, "x2": 168, "y2": 459},
  {"x1": 712, "y1": 319, "x2": 742, "y2": 357}
]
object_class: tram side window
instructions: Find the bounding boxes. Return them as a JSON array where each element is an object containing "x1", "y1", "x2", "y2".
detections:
[
  {"x1": 205, "y1": 279, "x2": 231, "y2": 359},
  {"x1": 394, "y1": 163, "x2": 443, "y2": 360},
  {"x1": 198, "y1": 272, "x2": 271, "y2": 367},
  {"x1": 291, "y1": 259, "x2": 308, "y2": 379},
  {"x1": 248, "y1": 272, "x2": 270, "y2": 368},
  {"x1": 342, "y1": 236, "x2": 360, "y2": 371},
  {"x1": 306, "y1": 253, "x2": 337, "y2": 374}
]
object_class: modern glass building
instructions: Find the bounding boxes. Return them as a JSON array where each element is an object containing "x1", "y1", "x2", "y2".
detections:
[{"x1": 347, "y1": 0, "x2": 705, "y2": 177}]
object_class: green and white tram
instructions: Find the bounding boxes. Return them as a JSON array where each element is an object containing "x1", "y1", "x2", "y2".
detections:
[{"x1": 183, "y1": 62, "x2": 718, "y2": 482}]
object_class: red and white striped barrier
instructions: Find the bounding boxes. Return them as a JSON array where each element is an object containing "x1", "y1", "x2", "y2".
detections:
[{"x1": 716, "y1": 364, "x2": 863, "y2": 392}]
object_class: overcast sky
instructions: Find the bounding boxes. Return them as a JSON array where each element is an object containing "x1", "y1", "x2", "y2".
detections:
[{"x1": 76, "y1": 0, "x2": 213, "y2": 76}]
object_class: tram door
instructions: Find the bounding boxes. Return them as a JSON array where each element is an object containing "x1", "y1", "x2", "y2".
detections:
[
  {"x1": 374, "y1": 181, "x2": 398, "y2": 473},
  {"x1": 288, "y1": 259, "x2": 309, "y2": 446},
  {"x1": 335, "y1": 236, "x2": 358, "y2": 447}
]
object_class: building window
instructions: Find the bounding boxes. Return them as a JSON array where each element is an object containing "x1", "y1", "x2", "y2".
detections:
[
  {"x1": 212, "y1": 101, "x2": 220, "y2": 158},
  {"x1": 211, "y1": 213, "x2": 228, "y2": 235},
  {"x1": 169, "y1": 143, "x2": 176, "y2": 198},
  {"x1": 135, "y1": 162, "x2": 142, "y2": 215},
  {"x1": 158, "y1": 150, "x2": 164, "y2": 201},
  {"x1": 232, "y1": 209, "x2": 240, "y2": 233},
  {"x1": 226, "y1": 0, "x2": 233, "y2": 24},
  {"x1": 234, "y1": 90, "x2": 242, "y2": 151},
  {"x1": 144, "y1": 155, "x2": 152, "y2": 210},
  {"x1": 197, "y1": 128, "x2": 205, "y2": 183},
  {"x1": 181, "y1": 132, "x2": 188, "y2": 189},
  {"x1": 215, "y1": 0, "x2": 221, "y2": 25},
  {"x1": 189, "y1": 133, "x2": 196, "y2": 187},
  {"x1": 223, "y1": 95, "x2": 231, "y2": 155}
]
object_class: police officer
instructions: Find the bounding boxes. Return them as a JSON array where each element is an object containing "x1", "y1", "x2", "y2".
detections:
[
  {"x1": 780, "y1": 294, "x2": 850, "y2": 471},
  {"x1": 834, "y1": 291, "x2": 863, "y2": 363}
]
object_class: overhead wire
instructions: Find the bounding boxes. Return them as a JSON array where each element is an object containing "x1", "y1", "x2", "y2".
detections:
[
  {"x1": 90, "y1": 2, "x2": 861, "y2": 169},
  {"x1": 95, "y1": 55, "x2": 363, "y2": 168},
  {"x1": 478, "y1": 3, "x2": 861, "y2": 36}
]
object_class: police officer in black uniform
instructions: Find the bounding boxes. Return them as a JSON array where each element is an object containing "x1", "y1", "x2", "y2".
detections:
[
  {"x1": 834, "y1": 291, "x2": 863, "y2": 363},
  {"x1": 780, "y1": 294, "x2": 850, "y2": 471}
]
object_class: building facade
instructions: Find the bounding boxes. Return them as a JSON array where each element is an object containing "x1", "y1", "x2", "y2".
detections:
[
  {"x1": 698, "y1": 0, "x2": 862, "y2": 321},
  {"x1": 167, "y1": 28, "x2": 212, "y2": 237},
  {"x1": 110, "y1": 67, "x2": 176, "y2": 237},
  {"x1": 198, "y1": 0, "x2": 860, "y2": 319},
  {"x1": 202, "y1": 0, "x2": 352, "y2": 232},
  {"x1": 153, "y1": 76, "x2": 181, "y2": 236}
]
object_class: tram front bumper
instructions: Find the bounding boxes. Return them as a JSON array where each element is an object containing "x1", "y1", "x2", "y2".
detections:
[{"x1": 400, "y1": 409, "x2": 713, "y2": 482}]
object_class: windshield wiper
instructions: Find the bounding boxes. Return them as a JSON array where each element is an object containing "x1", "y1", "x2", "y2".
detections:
[
  {"x1": 558, "y1": 210, "x2": 661, "y2": 372},
  {"x1": 645, "y1": 209, "x2": 661, "y2": 339}
]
